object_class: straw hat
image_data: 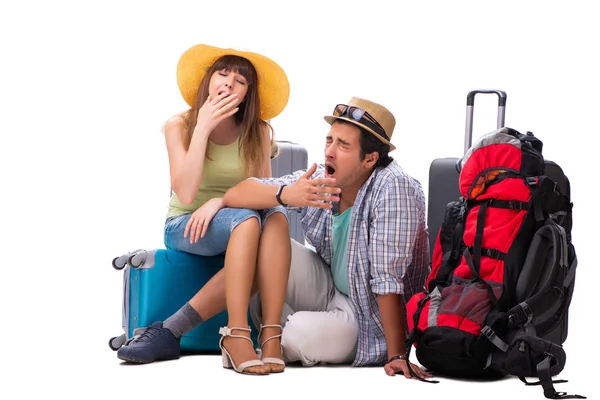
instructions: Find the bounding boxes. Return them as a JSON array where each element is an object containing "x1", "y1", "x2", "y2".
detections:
[
  {"x1": 176, "y1": 44, "x2": 290, "y2": 120},
  {"x1": 324, "y1": 97, "x2": 396, "y2": 151}
]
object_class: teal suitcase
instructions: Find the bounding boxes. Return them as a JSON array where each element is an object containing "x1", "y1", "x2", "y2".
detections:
[{"x1": 109, "y1": 249, "x2": 257, "y2": 353}]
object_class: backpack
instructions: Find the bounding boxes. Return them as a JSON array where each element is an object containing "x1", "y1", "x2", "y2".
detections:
[{"x1": 404, "y1": 127, "x2": 585, "y2": 399}]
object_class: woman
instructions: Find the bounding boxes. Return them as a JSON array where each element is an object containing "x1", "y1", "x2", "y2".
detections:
[{"x1": 117, "y1": 44, "x2": 291, "y2": 375}]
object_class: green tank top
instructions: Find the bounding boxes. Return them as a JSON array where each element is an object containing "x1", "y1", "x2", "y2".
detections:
[{"x1": 166, "y1": 136, "x2": 244, "y2": 219}]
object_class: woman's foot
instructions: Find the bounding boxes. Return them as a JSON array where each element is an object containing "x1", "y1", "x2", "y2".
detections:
[
  {"x1": 219, "y1": 327, "x2": 270, "y2": 375},
  {"x1": 259, "y1": 324, "x2": 285, "y2": 373}
]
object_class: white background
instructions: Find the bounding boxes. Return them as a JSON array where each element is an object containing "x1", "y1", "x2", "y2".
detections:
[{"x1": 1, "y1": 0, "x2": 596, "y2": 398}]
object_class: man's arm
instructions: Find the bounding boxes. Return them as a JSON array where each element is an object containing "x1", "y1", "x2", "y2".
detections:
[
  {"x1": 377, "y1": 294, "x2": 407, "y2": 359},
  {"x1": 223, "y1": 163, "x2": 340, "y2": 210},
  {"x1": 369, "y1": 178, "x2": 431, "y2": 379}
]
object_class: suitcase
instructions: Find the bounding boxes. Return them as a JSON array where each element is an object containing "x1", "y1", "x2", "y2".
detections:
[
  {"x1": 426, "y1": 89, "x2": 569, "y2": 345},
  {"x1": 109, "y1": 140, "x2": 309, "y2": 353},
  {"x1": 271, "y1": 140, "x2": 308, "y2": 244},
  {"x1": 427, "y1": 89, "x2": 507, "y2": 255},
  {"x1": 109, "y1": 250, "x2": 236, "y2": 353}
]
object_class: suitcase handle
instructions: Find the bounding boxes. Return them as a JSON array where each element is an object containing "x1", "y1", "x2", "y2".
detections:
[{"x1": 464, "y1": 90, "x2": 507, "y2": 154}]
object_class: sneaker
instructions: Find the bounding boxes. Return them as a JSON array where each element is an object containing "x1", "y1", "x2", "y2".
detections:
[{"x1": 117, "y1": 321, "x2": 181, "y2": 364}]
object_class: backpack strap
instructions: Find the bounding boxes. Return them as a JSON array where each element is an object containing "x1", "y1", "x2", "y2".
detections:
[
  {"x1": 525, "y1": 355, "x2": 586, "y2": 399},
  {"x1": 429, "y1": 199, "x2": 468, "y2": 291},
  {"x1": 404, "y1": 294, "x2": 440, "y2": 384},
  {"x1": 508, "y1": 219, "x2": 576, "y2": 331},
  {"x1": 463, "y1": 248, "x2": 499, "y2": 306}
]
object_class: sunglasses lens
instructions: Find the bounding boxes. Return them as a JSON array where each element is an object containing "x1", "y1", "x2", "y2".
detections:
[
  {"x1": 333, "y1": 104, "x2": 347, "y2": 117},
  {"x1": 350, "y1": 107, "x2": 365, "y2": 121}
]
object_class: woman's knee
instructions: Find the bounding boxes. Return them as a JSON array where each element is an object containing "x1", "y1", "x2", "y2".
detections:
[
  {"x1": 230, "y1": 209, "x2": 261, "y2": 233},
  {"x1": 260, "y1": 206, "x2": 289, "y2": 227},
  {"x1": 265, "y1": 210, "x2": 288, "y2": 225}
]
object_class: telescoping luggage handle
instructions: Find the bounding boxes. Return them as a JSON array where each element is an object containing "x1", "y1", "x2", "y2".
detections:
[{"x1": 464, "y1": 90, "x2": 507, "y2": 154}]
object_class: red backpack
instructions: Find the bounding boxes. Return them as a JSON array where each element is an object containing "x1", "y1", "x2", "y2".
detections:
[{"x1": 405, "y1": 128, "x2": 584, "y2": 399}]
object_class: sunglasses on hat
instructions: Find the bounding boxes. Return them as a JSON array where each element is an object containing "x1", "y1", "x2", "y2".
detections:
[{"x1": 333, "y1": 104, "x2": 389, "y2": 140}]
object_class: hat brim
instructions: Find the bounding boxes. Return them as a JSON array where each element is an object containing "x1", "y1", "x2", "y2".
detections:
[
  {"x1": 324, "y1": 115, "x2": 396, "y2": 151},
  {"x1": 177, "y1": 44, "x2": 290, "y2": 121}
]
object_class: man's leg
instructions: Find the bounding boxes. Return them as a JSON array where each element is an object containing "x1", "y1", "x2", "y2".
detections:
[
  {"x1": 251, "y1": 239, "x2": 358, "y2": 366},
  {"x1": 282, "y1": 290, "x2": 358, "y2": 366}
]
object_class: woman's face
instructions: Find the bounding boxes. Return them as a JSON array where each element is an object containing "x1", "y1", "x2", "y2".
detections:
[{"x1": 208, "y1": 68, "x2": 249, "y2": 103}]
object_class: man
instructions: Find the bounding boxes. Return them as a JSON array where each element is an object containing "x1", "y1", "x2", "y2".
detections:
[{"x1": 223, "y1": 97, "x2": 431, "y2": 378}]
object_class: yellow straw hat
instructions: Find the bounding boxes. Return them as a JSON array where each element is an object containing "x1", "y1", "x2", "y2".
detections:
[
  {"x1": 324, "y1": 97, "x2": 396, "y2": 151},
  {"x1": 176, "y1": 44, "x2": 290, "y2": 120}
]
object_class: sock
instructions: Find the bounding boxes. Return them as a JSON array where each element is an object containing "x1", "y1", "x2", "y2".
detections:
[{"x1": 163, "y1": 303, "x2": 204, "y2": 339}]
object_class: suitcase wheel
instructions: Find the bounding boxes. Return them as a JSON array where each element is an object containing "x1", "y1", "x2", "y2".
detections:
[
  {"x1": 111, "y1": 255, "x2": 128, "y2": 270},
  {"x1": 127, "y1": 250, "x2": 147, "y2": 269},
  {"x1": 108, "y1": 334, "x2": 127, "y2": 351}
]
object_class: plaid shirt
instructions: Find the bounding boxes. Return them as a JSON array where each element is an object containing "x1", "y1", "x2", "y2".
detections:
[{"x1": 253, "y1": 162, "x2": 430, "y2": 366}]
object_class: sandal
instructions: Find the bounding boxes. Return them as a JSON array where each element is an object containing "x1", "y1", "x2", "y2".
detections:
[
  {"x1": 257, "y1": 324, "x2": 285, "y2": 373},
  {"x1": 219, "y1": 326, "x2": 268, "y2": 375}
]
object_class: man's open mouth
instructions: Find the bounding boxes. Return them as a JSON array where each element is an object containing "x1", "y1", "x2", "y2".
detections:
[{"x1": 326, "y1": 165, "x2": 336, "y2": 176}]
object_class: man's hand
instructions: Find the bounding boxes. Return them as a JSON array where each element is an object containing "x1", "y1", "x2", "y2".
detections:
[
  {"x1": 281, "y1": 163, "x2": 341, "y2": 208},
  {"x1": 384, "y1": 357, "x2": 432, "y2": 379}
]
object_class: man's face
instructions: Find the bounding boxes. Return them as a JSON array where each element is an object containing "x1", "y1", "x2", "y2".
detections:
[{"x1": 324, "y1": 122, "x2": 376, "y2": 190}]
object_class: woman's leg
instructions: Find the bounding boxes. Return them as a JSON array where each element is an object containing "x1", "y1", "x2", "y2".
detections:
[
  {"x1": 255, "y1": 208, "x2": 291, "y2": 372},
  {"x1": 219, "y1": 212, "x2": 270, "y2": 374},
  {"x1": 163, "y1": 209, "x2": 257, "y2": 324}
]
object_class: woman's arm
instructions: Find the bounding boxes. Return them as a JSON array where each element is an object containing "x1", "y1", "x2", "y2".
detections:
[
  {"x1": 167, "y1": 94, "x2": 241, "y2": 203},
  {"x1": 259, "y1": 123, "x2": 273, "y2": 178},
  {"x1": 164, "y1": 115, "x2": 211, "y2": 204}
]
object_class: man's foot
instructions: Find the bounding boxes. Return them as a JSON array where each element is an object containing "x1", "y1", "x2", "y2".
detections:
[{"x1": 117, "y1": 321, "x2": 180, "y2": 364}]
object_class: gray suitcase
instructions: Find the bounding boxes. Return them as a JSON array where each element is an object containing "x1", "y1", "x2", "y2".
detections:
[
  {"x1": 271, "y1": 140, "x2": 308, "y2": 243},
  {"x1": 427, "y1": 90, "x2": 507, "y2": 255},
  {"x1": 426, "y1": 90, "x2": 570, "y2": 345}
]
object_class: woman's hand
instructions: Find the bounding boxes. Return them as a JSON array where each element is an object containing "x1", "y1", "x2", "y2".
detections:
[
  {"x1": 195, "y1": 92, "x2": 240, "y2": 135},
  {"x1": 184, "y1": 197, "x2": 225, "y2": 244}
]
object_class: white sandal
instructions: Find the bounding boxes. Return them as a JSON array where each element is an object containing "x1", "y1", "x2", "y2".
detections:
[
  {"x1": 219, "y1": 326, "x2": 267, "y2": 375},
  {"x1": 257, "y1": 324, "x2": 285, "y2": 373}
]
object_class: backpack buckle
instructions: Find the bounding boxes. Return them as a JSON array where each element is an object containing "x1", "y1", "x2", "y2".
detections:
[
  {"x1": 508, "y1": 302, "x2": 534, "y2": 328},
  {"x1": 526, "y1": 177, "x2": 537, "y2": 187},
  {"x1": 508, "y1": 200, "x2": 523, "y2": 210}
]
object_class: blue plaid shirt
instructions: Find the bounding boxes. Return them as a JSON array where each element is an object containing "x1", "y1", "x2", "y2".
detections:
[{"x1": 253, "y1": 162, "x2": 430, "y2": 366}]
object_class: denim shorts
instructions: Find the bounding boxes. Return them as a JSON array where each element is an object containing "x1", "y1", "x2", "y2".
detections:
[{"x1": 164, "y1": 206, "x2": 287, "y2": 256}]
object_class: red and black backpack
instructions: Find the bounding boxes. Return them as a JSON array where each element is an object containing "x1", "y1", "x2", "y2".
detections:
[{"x1": 405, "y1": 128, "x2": 584, "y2": 399}]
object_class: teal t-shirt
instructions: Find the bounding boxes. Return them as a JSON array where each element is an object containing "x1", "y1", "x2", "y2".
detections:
[{"x1": 331, "y1": 207, "x2": 352, "y2": 296}]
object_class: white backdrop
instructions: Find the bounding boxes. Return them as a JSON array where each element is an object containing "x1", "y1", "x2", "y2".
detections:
[{"x1": 1, "y1": 0, "x2": 596, "y2": 398}]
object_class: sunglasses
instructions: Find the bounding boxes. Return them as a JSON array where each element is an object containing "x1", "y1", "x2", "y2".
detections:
[{"x1": 333, "y1": 104, "x2": 389, "y2": 140}]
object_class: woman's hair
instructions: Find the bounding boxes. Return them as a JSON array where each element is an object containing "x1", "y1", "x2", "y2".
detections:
[{"x1": 181, "y1": 54, "x2": 277, "y2": 177}]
